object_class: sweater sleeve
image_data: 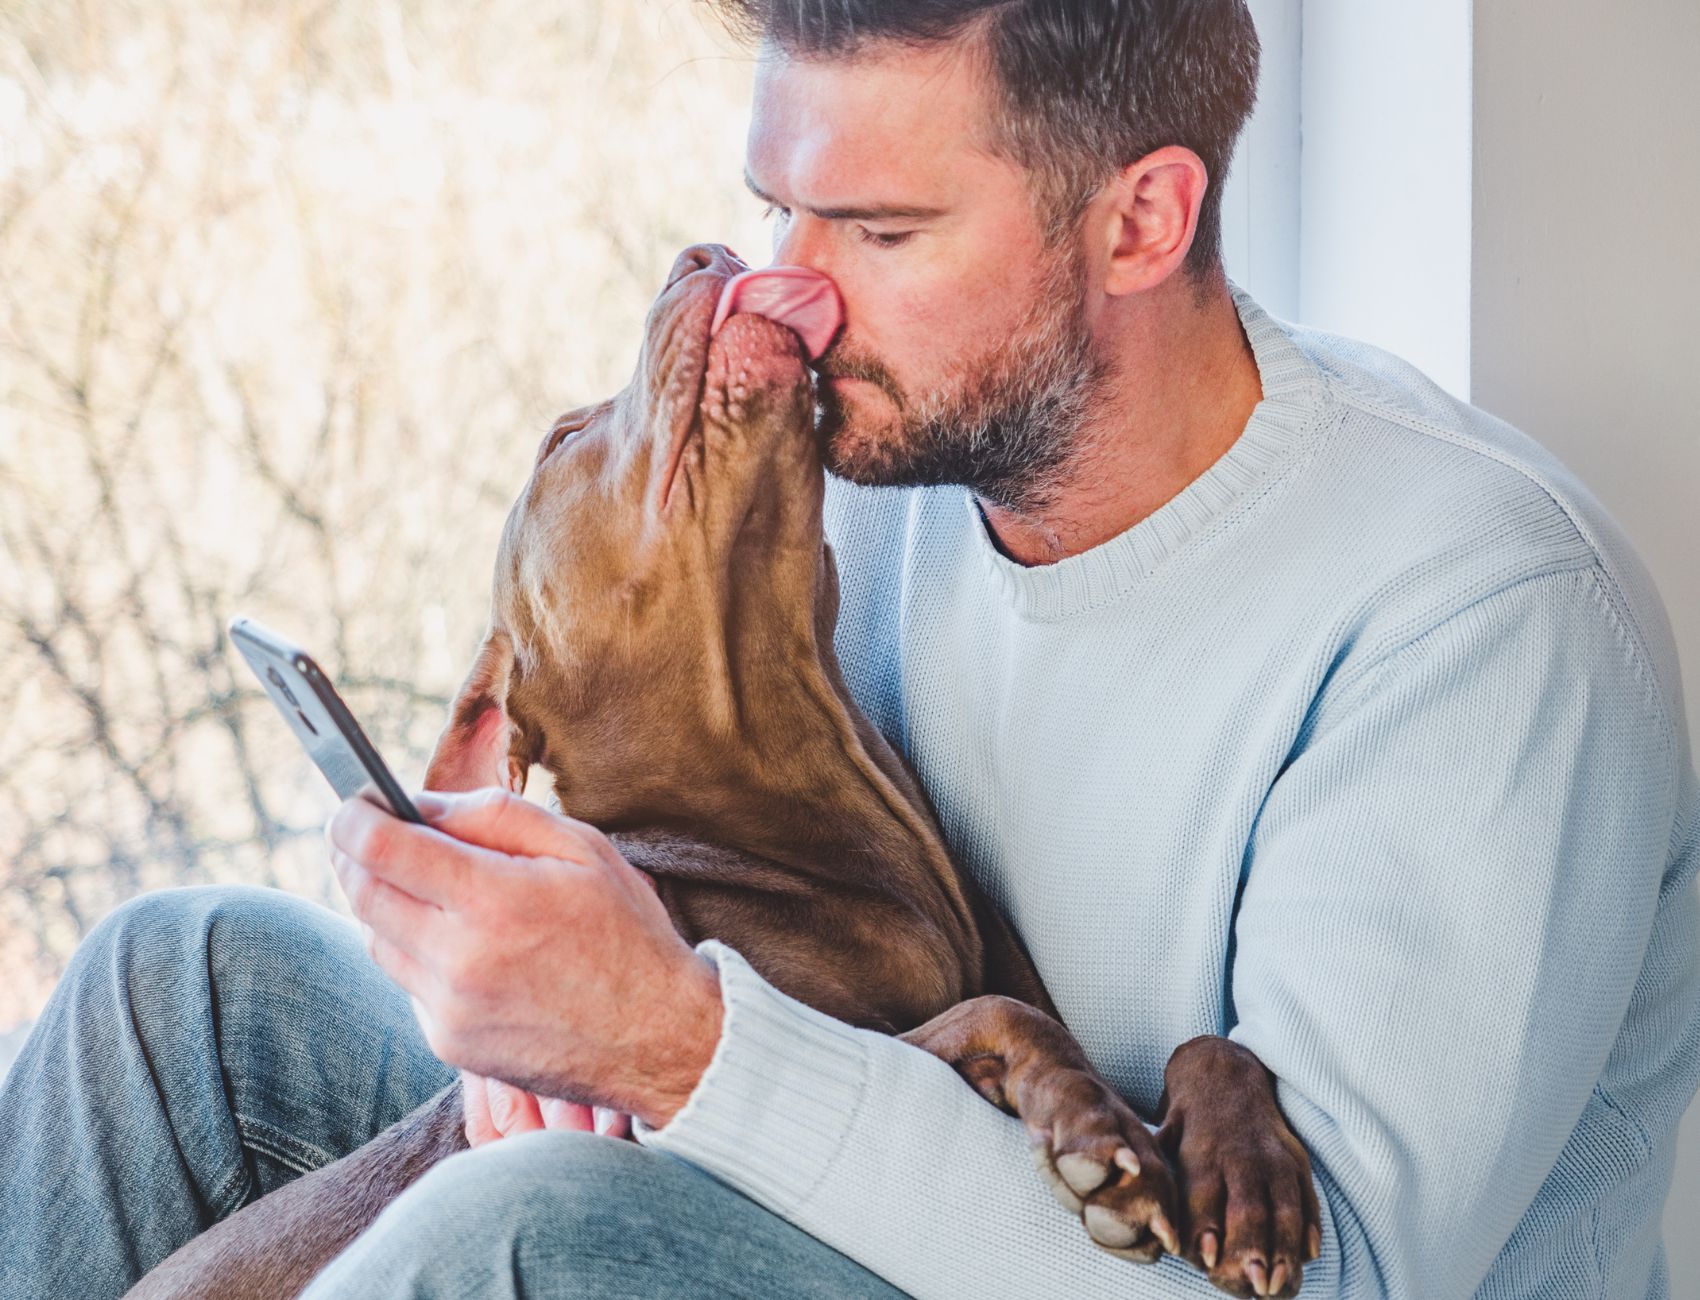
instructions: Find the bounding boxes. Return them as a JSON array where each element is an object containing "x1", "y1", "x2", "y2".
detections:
[
  {"x1": 634, "y1": 563, "x2": 1679, "y2": 1300},
  {"x1": 632, "y1": 936, "x2": 1230, "y2": 1299},
  {"x1": 1226, "y1": 563, "x2": 1678, "y2": 1297}
]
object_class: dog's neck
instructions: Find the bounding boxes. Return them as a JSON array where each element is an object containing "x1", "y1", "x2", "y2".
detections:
[{"x1": 539, "y1": 540, "x2": 947, "y2": 875}]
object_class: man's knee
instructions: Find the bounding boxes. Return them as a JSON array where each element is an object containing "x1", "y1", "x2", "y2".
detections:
[
  {"x1": 92, "y1": 883, "x2": 345, "y2": 956},
  {"x1": 66, "y1": 884, "x2": 362, "y2": 1044},
  {"x1": 390, "y1": 1129, "x2": 663, "y2": 1235},
  {"x1": 303, "y1": 1131, "x2": 906, "y2": 1299},
  {"x1": 303, "y1": 1131, "x2": 703, "y2": 1295},
  {"x1": 90, "y1": 883, "x2": 354, "y2": 981}
]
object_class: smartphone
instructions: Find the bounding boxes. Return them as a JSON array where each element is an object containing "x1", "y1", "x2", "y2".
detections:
[{"x1": 227, "y1": 615, "x2": 424, "y2": 824}]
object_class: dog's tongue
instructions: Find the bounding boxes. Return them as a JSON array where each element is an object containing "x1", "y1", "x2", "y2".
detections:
[{"x1": 710, "y1": 266, "x2": 843, "y2": 361}]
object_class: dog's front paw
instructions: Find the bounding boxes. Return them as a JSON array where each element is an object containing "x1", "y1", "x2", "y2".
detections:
[
  {"x1": 1019, "y1": 1067, "x2": 1181, "y2": 1263},
  {"x1": 1158, "y1": 1037, "x2": 1321, "y2": 1297}
]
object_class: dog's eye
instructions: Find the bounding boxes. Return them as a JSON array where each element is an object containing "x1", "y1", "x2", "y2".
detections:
[{"x1": 538, "y1": 418, "x2": 587, "y2": 464}]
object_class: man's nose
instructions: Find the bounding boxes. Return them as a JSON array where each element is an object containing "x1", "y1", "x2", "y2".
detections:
[{"x1": 769, "y1": 214, "x2": 833, "y2": 276}]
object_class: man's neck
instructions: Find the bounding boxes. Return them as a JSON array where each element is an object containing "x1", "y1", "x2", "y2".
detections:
[{"x1": 978, "y1": 277, "x2": 1264, "y2": 567}]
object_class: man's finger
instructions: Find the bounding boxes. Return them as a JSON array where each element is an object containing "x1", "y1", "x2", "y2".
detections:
[
  {"x1": 486, "y1": 1077, "x2": 546, "y2": 1137},
  {"x1": 361, "y1": 920, "x2": 431, "y2": 1003},
  {"x1": 540, "y1": 1096, "x2": 597, "y2": 1132},
  {"x1": 413, "y1": 787, "x2": 609, "y2": 866},
  {"x1": 462, "y1": 1071, "x2": 501, "y2": 1147},
  {"x1": 594, "y1": 1107, "x2": 635, "y2": 1140},
  {"x1": 328, "y1": 795, "x2": 485, "y2": 909},
  {"x1": 330, "y1": 848, "x2": 439, "y2": 961}
]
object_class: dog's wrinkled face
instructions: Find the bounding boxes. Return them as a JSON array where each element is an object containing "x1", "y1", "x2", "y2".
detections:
[
  {"x1": 511, "y1": 245, "x2": 820, "y2": 648},
  {"x1": 425, "y1": 245, "x2": 847, "y2": 818}
]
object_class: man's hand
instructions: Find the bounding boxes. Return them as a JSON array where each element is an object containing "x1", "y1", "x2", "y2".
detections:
[{"x1": 326, "y1": 786, "x2": 723, "y2": 1131}]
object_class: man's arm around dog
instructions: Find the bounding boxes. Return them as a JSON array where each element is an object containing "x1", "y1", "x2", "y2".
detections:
[{"x1": 634, "y1": 557, "x2": 1697, "y2": 1298}]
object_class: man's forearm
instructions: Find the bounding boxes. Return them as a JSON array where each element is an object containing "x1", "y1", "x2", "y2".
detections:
[{"x1": 634, "y1": 940, "x2": 1308, "y2": 1299}]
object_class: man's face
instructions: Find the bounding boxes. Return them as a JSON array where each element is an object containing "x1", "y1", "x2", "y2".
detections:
[{"x1": 746, "y1": 38, "x2": 1112, "y2": 513}]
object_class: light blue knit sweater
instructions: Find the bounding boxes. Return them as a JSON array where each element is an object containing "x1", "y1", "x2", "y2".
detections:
[{"x1": 634, "y1": 285, "x2": 1700, "y2": 1299}]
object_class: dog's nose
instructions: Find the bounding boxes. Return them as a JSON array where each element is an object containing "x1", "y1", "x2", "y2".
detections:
[{"x1": 664, "y1": 244, "x2": 747, "y2": 292}]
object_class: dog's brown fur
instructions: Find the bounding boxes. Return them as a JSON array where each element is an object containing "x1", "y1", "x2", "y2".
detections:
[{"x1": 128, "y1": 245, "x2": 1315, "y2": 1299}]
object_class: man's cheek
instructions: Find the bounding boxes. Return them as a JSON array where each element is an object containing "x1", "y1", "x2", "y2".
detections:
[{"x1": 842, "y1": 271, "x2": 939, "y2": 362}]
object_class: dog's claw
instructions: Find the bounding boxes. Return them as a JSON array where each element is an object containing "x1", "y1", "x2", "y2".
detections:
[
  {"x1": 1151, "y1": 1211, "x2": 1180, "y2": 1257},
  {"x1": 1245, "y1": 1256, "x2": 1270, "y2": 1296},
  {"x1": 1200, "y1": 1230, "x2": 1220, "y2": 1270}
]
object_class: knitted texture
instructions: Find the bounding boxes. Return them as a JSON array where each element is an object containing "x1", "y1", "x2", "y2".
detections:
[{"x1": 633, "y1": 284, "x2": 1700, "y2": 1300}]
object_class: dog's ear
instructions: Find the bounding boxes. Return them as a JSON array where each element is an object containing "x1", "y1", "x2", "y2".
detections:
[{"x1": 424, "y1": 628, "x2": 536, "y2": 794}]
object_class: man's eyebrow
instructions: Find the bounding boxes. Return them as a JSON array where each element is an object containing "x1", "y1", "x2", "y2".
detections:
[{"x1": 743, "y1": 170, "x2": 949, "y2": 222}]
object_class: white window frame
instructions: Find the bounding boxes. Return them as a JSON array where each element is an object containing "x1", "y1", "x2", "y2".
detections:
[{"x1": 1222, "y1": 0, "x2": 1474, "y2": 403}]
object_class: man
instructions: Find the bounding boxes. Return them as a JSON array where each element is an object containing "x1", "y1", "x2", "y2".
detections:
[{"x1": 2, "y1": 1, "x2": 1695, "y2": 1297}]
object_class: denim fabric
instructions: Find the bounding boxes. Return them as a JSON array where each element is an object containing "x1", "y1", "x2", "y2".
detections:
[{"x1": 0, "y1": 884, "x2": 911, "y2": 1299}]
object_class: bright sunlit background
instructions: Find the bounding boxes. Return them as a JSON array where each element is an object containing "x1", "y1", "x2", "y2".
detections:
[
  {"x1": 3, "y1": 0, "x2": 1696, "y2": 1268},
  {"x1": 0, "y1": 0, "x2": 773, "y2": 1052}
]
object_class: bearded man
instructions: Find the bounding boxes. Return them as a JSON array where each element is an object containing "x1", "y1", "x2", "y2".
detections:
[{"x1": 3, "y1": 2, "x2": 1696, "y2": 1299}]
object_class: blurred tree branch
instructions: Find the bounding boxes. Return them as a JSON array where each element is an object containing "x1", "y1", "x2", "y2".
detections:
[{"x1": 0, "y1": 0, "x2": 766, "y2": 1032}]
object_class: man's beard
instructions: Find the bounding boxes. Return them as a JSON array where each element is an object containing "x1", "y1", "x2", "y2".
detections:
[{"x1": 812, "y1": 240, "x2": 1112, "y2": 516}]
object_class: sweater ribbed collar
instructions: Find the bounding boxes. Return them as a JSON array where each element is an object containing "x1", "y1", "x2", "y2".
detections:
[{"x1": 966, "y1": 281, "x2": 1332, "y2": 621}]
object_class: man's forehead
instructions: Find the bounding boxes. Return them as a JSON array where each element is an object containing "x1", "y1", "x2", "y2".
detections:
[{"x1": 745, "y1": 39, "x2": 1004, "y2": 210}]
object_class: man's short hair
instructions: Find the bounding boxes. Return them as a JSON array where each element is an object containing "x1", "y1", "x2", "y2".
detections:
[{"x1": 700, "y1": 0, "x2": 1261, "y2": 288}]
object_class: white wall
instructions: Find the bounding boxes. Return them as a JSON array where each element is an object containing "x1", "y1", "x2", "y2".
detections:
[
  {"x1": 1470, "y1": 2, "x2": 1700, "y2": 1284},
  {"x1": 1223, "y1": 0, "x2": 1700, "y2": 1284},
  {"x1": 1296, "y1": 0, "x2": 1475, "y2": 402},
  {"x1": 1220, "y1": 0, "x2": 1302, "y2": 324}
]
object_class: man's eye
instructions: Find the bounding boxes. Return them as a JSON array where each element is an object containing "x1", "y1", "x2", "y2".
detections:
[
  {"x1": 856, "y1": 227, "x2": 915, "y2": 249},
  {"x1": 758, "y1": 202, "x2": 912, "y2": 250}
]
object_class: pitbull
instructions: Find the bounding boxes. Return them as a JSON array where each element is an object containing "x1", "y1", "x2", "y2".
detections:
[{"x1": 127, "y1": 245, "x2": 1317, "y2": 1299}]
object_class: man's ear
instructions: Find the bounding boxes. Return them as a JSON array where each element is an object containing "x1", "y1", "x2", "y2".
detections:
[
  {"x1": 423, "y1": 628, "x2": 536, "y2": 794},
  {"x1": 1100, "y1": 145, "x2": 1208, "y2": 297}
]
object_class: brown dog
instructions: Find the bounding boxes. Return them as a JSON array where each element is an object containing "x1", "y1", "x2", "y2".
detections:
[{"x1": 127, "y1": 244, "x2": 1316, "y2": 1299}]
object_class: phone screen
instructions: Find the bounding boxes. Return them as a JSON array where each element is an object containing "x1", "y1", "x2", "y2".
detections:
[{"x1": 227, "y1": 616, "x2": 424, "y2": 823}]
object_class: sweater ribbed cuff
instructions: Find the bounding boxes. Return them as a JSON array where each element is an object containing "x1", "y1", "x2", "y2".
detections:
[{"x1": 632, "y1": 939, "x2": 869, "y2": 1213}]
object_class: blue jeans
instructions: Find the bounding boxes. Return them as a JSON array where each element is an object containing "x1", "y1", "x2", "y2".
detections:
[{"x1": 0, "y1": 884, "x2": 911, "y2": 1298}]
